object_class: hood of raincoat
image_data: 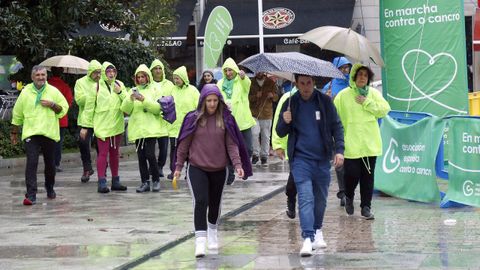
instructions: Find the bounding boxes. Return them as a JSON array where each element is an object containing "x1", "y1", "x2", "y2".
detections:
[
  {"x1": 134, "y1": 64, "x2": 153, "y2": 87},
  {"x1": 349, "y1": 63, "x2": 370, "y2": 96},
  {"x1": 87, "y1": 60, "x2": 102, "y2": 82},
  {"x1": 221, "y1": 57, "x2": 240, "y2": 78},
  {"x1": 197, "y1": 83, "x2": 226, "y2": 111},
  {"x1": 101, "y1": 61, "x2": 117, "y2": 83},
  {"x1": 150, "y1": 59, "x2": 167, "y2": 82},
  {"x1": 322, "y1": 57, "x2": 351, "y2": 96},
  {"x1": 173, "y1": 66, "x2": 189, "y2": 88},
  {"x1": 332, "y1": 57, "x2": 351, "y2": 69}
]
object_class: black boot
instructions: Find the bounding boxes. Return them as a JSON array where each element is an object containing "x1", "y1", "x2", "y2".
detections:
[
  {"x1": 345, "y1": 196, "x2": 354, "y2": 215},
  {"x1": 136, "y1": 181, "x2": 151, "y2": 193},
  {"x1": 45, "y1": 183, "x2": 56, "y2": 199},
  {"x1": 111, "y1": 176, "x2": 127, "y2": 191}
]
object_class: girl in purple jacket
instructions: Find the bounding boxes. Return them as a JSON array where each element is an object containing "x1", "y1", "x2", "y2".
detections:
[{"x1": 174, "y1": 84, "x2": 252, "y2": 258}]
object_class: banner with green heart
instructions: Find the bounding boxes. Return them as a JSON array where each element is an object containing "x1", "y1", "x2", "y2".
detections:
[
  {"x1": 445, "y1": 117, "x2": 480, "y2": 207},
  {"x1": 374, "y1": 115, "x2": 444, "y2": 203},
  {"x1": 203, "y1": 6, "x2": 233, "y2": 69},
  {"x1": 380, "y1": 0, "x2": 469, "y2": 117}
]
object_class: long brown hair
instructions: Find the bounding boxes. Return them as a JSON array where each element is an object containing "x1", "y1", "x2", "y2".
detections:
[{"x1": 196, "y1": 95, "x2": 225, "y2": 129}]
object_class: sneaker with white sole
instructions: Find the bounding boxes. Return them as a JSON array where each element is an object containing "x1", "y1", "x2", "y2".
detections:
[
  {"x1": 312, "y1": 229, "x2": 327, "y2": 249},
  {"x1": 299, "y1": 238, "x2": 313, "y2": 257},
  {"x1": 195, "y1": 236, "x2": 206, "y2": 258}
]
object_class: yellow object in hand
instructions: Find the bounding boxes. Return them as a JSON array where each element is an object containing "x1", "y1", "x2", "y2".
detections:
[{"x1": 172, "y1": 176, "x2": 178, "y2": 190}]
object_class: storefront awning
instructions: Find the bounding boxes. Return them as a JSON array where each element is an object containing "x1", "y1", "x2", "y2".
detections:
[
  {"x1": 197, "y1": 0, "x2": 355, "y2": 46},
  {"x1": 474, "y1": 8, "x2": 480, "y2": 51}
]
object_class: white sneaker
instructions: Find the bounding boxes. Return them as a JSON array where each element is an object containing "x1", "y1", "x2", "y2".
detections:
[
  {"x1": 312, "y1": 229, "x2": 327, "y2": 249},
  {"x1": 195, "y1": 237, "x2": 206, "y2": 258},
  {"x1": 207, "y1": 228, "x2": 218, "y2": 249},
  {"x1": 299, "y1": 238, "x2": 313, "y2": 257}
]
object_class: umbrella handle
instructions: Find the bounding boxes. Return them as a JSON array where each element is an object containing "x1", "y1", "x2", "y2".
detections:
[{"x1": 287, "y1": 90, "x2": 292, "y2": 111}]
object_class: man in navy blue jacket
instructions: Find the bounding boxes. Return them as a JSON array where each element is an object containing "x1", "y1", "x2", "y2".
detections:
[{"x1": 276, "y1": 74, "x2": 344, "y2": 257}]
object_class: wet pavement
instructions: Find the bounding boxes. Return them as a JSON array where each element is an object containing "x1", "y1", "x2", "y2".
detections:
[{"x1": 1, "y1": 150, "x2": 480, "y2": 269}]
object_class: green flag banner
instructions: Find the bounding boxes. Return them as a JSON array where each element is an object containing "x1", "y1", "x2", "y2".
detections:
[
  {"x1": 380, "y1": 0, "x2": 468, "y2": 117},
  {"x1": 203, "y1": 6, "x2": 233, "y2": 68},
  {"x1": 375, "y1": 115, "x2": 444, "y2": 203},
  {"x1": 446, "y1": 117, "x2": 480, "y2": 207}
]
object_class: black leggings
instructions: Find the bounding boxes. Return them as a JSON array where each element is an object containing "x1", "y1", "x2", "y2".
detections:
[
  {"x1": 344, "y1": 157, "x2": 377, "y2": 208},
  {"x1": 187, "y1": 164, "x2": 228, "y2": 231},
  {"x1": 135, "y1": 138, "x2": 159, "y2": 182}
]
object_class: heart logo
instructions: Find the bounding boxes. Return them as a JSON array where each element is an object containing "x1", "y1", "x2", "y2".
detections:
[
  {"x1": 388, "y1": 49, "x2": 465, "y2": 113},
  {"x1": 383, "y1": 138, "x2": 401, "y2": 174}
]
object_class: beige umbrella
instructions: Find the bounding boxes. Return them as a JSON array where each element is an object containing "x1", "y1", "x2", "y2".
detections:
[
  {"x1": 300, "y1": 26, "x2": 384, "y2": 67},
  {"x1": 39, "y1": 55, "x2": 89, "y2": 74}
]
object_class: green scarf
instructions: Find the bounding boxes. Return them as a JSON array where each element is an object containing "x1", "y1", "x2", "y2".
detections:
[
  {"x1": 34, "y1": 84, "x2": 46, "y2": 106},
  {"x1": 222, "y1": 79, "x2": 234, "y2": 99},
  {"x1": 356, "y1": 85, "x2": 369, "y2": 97}
]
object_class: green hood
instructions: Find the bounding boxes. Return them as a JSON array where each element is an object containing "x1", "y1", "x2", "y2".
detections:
[
  {"x1": 150, "y1": 59, "x2": 167, "y2": 82},
  {"x1": 221, "y1": 57, "x2": 240, "y2": 78},
  {"x1": 134, "y1": 64, "x2": 153, "y2": 87},
  {"x1": 173, "y1": 66, "x2": 189, "y2": 87},
  {"x1": 101, "y1": 61, "x2": 116, "y2": 82},
  {"x1": 87, "y1": 60, "x2": 102, "y2": 82},
  {"x1": 349, "y1": 63, "x2": 369, "y2": 96}
]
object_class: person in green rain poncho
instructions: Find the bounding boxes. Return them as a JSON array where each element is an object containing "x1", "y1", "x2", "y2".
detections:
[
  {"x1": 11, "y1": 65, "x2": 69, "y2": 205},
  {"x1": 150, "y1": 59, "x2": 174, "y2": 178},
  {"x1": 122, "y1": 64, "x2": 166, "y2": 193},
  {"x1": 166, "y1": 66, "x2": 200, "y2": 179},
  {"x1": 74, "y1": 59, "x2": 102, "y2": 183},
  {"x1": 334, "y1": 63, "x2": 391, "y2": 220},
  {"x1": 81, "y1": 62, "x2": 128, "y2": 194},
  {"x1": 217, "y1": 58, "x2": 256, "y2": 185}
]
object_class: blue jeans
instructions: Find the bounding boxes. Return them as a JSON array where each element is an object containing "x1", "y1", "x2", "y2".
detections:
[{"x1": 291, "y1": 157, "x2": 331, "y2": 241}]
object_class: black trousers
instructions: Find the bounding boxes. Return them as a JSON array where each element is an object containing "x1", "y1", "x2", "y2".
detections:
[
  {"x1": 25, "y1": 135, "x2": 56, "y2": 197},
  {"x1": 136, "y1": 138, "x2": 159, "y2": 182},
  {"x1": 157, "y1": 136, "x2": 168, "y2": 174},
  {"x1": 187, "y1": 164, "x2": 227, "y2": 231},
  {"x1": 285, "y1": 171, "x2": 297, "y2": 202},
  {"x1": 168, "y1": 137, "x2": 177, "y2": 174},
  {"x1": 344, "y1": 157, "x2": 377, "y2": 208},
  {"x1": 78, "y1": 127, "x2": 95, "y2": 172}
]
